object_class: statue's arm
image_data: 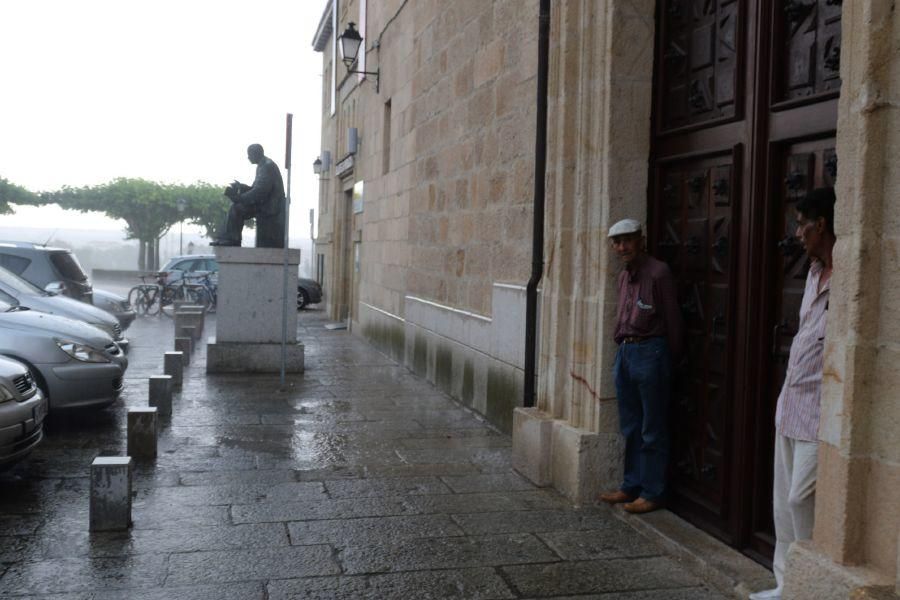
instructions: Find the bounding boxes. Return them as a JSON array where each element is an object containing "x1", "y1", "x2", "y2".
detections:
[{"x1": 238, "y1": 163, "x2": 275, "y2": 205}]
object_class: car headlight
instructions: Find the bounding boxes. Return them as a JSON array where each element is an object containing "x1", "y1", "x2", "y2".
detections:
[
  {"x1": 121, "y1": 300, "x2": 132, "y2": 311},
  {"x1": 0, "y1": 384, "x2": 13, "y2": 403},
  {"x1": 56, "y1": 340, "x2": 111, "y2": 363}
]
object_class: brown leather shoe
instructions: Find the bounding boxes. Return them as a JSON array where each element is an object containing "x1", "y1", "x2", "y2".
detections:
[
  {"x1": 623, "y1": 497, "x2": 663, "y2": 514},
  {"x1": 597, "y1": 490, "x2": 636, "y2": 505}
]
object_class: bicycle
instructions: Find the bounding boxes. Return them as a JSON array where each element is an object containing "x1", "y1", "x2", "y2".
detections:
[
  {"x1": 159, "y1": 274, "x2": 212, "y2": 317},
  {"x1": 186, "y1": 272, "x2": 217, "y2": 313},
  {"x1": 127, "y1": 274, "x2": 163, "y2": 316}
]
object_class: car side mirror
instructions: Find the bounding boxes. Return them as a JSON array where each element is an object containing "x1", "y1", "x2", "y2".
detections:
[{"x1": 44, "y1": 281, "x2": 66, "y2": 295}]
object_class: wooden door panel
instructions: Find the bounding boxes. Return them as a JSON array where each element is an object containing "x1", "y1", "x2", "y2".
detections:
[
  {"x1": 655, "y1": 152, "x2": 738, "y2": 528},
  {"x1": 749, "y1": 137, "x2": 836, "y2": 553},
  {"x1": 651, "y1": 0, "x2": 840, "y2": 560},
  {"x1": 774, "y1": 0, "x2": 842, "y2": 105},
  {"x1": 658, "y1": 0, "x2": 742, "y2": 132}
]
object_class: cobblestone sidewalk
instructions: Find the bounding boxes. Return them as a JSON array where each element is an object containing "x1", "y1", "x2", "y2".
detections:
[{"x1": 0, "y1": 309, "x2": 727, "y2": 599}]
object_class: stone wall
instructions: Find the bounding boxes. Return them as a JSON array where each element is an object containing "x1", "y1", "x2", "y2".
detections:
[
  {"x1": 785, "y1": 1, "x2": 900, "y2": 596},
  {"x1": 513, "y1": 0, "x2": 655, "y2": 503},
  {"x1": 314, "y1": 0, "x2": 537, "y2": 431}
]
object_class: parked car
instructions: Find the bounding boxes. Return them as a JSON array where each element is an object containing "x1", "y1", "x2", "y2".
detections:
[
  {"x1": 91, "y1": 288, "x2": 136, "y2": 331},
  {"x1": 0, "y1": 298, "x2": 127, "y2": 411},
  {"x1": 0, "y1": 242, "x2": 92, "y2": 302},
  {"x1": 296, "y1": 277, "x2": 322, "y2": 309},
  {"x1": 0, "y1": 356, "x2": 48, "y2": 469},
  {"x1": 159, "y1": 254, "x2": 322, "y2": 308},
  {"x1": 0, "y1": 242, "x2": 135, "y2": 330},
  {"x1": 158, "y1": 254, "x2": 218, "y2": 285},
  {"x1": 0, "y1": 266, "x2": 129, "y2": 353}
]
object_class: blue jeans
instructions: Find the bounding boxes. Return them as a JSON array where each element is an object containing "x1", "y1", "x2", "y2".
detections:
[{"x1": 614, "y1": 337, "x2": 671, "y2": 502}]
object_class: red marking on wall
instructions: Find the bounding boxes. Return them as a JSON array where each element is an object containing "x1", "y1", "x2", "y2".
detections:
[{"x1": 570, "y1": 370, "x2": 599, "y2": 400}]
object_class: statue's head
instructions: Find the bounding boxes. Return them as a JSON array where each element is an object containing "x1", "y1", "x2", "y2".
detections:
[{"x1": 247, "y1": 144, "x2": 265, "y2": 164}]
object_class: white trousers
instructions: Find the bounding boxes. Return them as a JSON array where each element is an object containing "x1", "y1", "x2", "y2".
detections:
[{"x1": 772, "y1": 433, "x2": 818, "y2": 589}]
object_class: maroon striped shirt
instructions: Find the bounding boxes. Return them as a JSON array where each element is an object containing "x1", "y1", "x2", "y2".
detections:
[
  {"x1": 775, "y1": 260, "x2": 830, "y2": 442},
  {"x1": 614, "y1": 254, "x2": 684, "y2": 358}
]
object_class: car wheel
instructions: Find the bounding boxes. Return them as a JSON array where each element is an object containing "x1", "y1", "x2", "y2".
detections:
[{"x1": 298, "y1": 288, "x2": 309, "y2": 310}]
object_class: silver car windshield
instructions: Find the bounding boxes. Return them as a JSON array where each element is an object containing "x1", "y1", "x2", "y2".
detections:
[{"x1": 0, "y1": 266, "x2": 43, "y2": 295}]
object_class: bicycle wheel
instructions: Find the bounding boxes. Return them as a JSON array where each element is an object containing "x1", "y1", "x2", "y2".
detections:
[
  {"x1": 185, "y1": 287, "x2": 211, "y2": 312},
  {"x1": 159, "y1": 286, "x2": 178, "y2": 318},
  {"x1": 144, "y1": 286, "x2": 162, "y2": 316},
  {"x1": 127, "y1": 286, "x2": 147, "y2": 315}
]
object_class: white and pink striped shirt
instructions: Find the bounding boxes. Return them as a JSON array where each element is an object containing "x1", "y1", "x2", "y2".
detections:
[{"x1": 775, "y1": 260, "x2": 830, "y2": 442}]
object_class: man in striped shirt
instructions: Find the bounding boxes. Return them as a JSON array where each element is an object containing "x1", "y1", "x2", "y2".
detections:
[{"x1": 751, "y1": 188, "x2": 836, "y2": 600}]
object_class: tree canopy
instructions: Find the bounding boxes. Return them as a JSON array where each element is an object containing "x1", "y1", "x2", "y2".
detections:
[
  {"x1": 40, "y1": 178, "x2": 233, "y2": 241},
  {"x1": 0, "y1": 177, "x2": 40, "y2": 214}
]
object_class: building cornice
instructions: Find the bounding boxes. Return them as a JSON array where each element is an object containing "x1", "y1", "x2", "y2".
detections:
[{"x1": 312, "y1": 0, "x2": 333, "y2": 52}]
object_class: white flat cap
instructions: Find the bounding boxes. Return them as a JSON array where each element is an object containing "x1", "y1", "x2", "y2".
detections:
[{"x1": 608, "y1": 218, "x2": 642, "y2": 238}]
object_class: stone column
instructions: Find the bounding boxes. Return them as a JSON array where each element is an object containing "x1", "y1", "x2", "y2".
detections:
[
  {"x1": 512, "y1": 0, "x2": 655, "y2": 503},
  {"x1": 784, "y1": 1, "x2": 900, "y2": 596}
]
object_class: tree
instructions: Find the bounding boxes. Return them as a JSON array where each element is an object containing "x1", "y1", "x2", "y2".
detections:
[
  {"x1": 41, "y1": 178, "x2": 233, "y2": 271},
  {"x1": 0, "y1": 177, "x2": 40, "y2": 214}
]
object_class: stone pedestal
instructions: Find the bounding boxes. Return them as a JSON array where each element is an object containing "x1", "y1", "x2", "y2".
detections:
[
  {"x1": 207, "y1": 247, "x2": 305, "y2": 373},
  {"x1": 90, "y1": 456, "x2": 132, "y2": 531}
]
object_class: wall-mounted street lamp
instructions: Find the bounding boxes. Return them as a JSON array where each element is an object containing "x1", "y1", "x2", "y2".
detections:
[
  {"x1": 313, "y1": 151, "x2": 332, "y2": 178},
  {"x1": 339, "y1": 22, "x2": 380, "y2": 93}
]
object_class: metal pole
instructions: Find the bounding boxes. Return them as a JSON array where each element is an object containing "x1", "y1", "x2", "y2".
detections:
[
  {"x1": 280, "y1": 113, "x2": 293, "y2": 386},
  {"x1": 179, "y1": 221, "x2": 183, "y2": 255},
  {"x1": 524, "y1": 0, "x2": 551, "y2": 408}
]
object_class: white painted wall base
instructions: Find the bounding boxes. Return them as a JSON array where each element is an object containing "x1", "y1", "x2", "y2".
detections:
[{"x1": 357, "y1": 283, "x2": 527, "y2": 433}]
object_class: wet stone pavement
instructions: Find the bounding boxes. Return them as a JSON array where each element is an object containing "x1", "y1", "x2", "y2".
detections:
[{"x1": 0, "y1": 308, "x2": 728, "y2": 599}]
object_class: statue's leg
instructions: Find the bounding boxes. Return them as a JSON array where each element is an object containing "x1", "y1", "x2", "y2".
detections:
[
  {"x1": 256, "y1": 213, "x2": 286, "y2": 249},
  {"x1": 225, "y1": 204, "x2": 244, "y2": 244}
]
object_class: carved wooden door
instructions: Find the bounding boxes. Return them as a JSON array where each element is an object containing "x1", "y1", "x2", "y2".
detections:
[{"x1": 650, "y1": 0, "x2": 841, "y2": 560}]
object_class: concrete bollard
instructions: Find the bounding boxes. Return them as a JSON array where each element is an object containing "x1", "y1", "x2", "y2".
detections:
[
  {"x1": 164, "y1": 351, "x2": 184, "y2": 389},
  {"x1": 127, "y1": 407, "x2": 158, "y2": 459},
  {"x1": 179, "y1": 325, "x2": 198, "y2": 344},
  {"x1": 175, "y1": 308, "x2": 205, "y2": 338},
  {"x1": 174, "y1": 337, "x2": 192, "y2": 364},
  {"x1": 90, "y1": 456, "x2": 133, "y2": 531},
  {"x1": 148, "y1": 375, "x2": 173, "y2": 416}
]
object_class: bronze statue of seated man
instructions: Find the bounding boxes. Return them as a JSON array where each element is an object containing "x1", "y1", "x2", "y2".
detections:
[{"x1": 212, "y1": 144, "x2": 286, "y2": 249}]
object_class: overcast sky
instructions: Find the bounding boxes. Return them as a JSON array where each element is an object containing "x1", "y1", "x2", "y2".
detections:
[{"x1": 0, "y1": 0, "x2": 327, "y2": 238}]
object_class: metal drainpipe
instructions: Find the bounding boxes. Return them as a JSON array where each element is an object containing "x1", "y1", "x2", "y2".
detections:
[{"x1": 524, "y1": 0, "x2": 551, "y2": 408}]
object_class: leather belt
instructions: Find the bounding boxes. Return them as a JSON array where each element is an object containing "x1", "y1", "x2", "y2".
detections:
[{"x1": 621, "y1": 336, "x2": 654, "y2": 345}]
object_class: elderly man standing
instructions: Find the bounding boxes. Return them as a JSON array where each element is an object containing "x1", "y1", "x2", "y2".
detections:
[
  {"x1": 751, "y1": 188, "x2": 836, "y2": 600},
  {"x1": 598, "y1": 219, "x2": 683, "y2": 514}
]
